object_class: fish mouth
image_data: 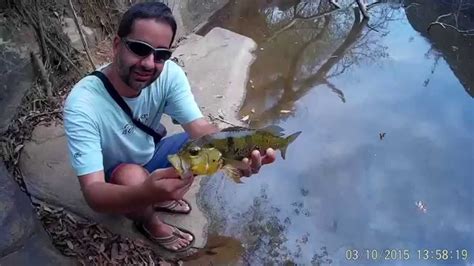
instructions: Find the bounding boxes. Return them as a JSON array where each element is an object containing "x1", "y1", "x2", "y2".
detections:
[{"x1": 167, "y1": 154, "x2": 191, "y2": 178}]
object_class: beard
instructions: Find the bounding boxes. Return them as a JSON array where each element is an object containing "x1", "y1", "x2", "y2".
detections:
[{"x1": 116, "y1": 56, "x2": 158, "y2": 93}]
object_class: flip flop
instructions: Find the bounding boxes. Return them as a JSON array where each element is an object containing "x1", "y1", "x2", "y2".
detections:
[
  {"x1": 154, "y1": 199, "x2": 192, "y2": 214},
  {"x1": 134, "y1": 221, "x2": 195, "y2": 252}
]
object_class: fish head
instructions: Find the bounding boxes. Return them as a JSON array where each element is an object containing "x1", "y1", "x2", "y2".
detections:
[{"x1": 168, "y1": 145, "x2": 224, "y2": 177}]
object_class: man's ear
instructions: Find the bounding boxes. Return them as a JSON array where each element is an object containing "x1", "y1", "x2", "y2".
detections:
[{"x1": 112, "y1": 35, "x2": 121, "y2": 56}]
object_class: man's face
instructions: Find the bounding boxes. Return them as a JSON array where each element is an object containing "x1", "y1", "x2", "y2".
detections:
[{"x1": 113, "y1": 19, "x2": 173, "y2": 93}]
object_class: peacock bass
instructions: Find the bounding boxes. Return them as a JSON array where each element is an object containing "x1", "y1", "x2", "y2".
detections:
[{"x1": 167, "y1": 125, "x2": 302, "y2": 183}]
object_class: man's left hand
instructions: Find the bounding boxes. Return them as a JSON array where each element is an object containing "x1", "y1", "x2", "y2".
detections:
[{"x1": 240, "y1": 148, "x2": 276, "y2": 177}]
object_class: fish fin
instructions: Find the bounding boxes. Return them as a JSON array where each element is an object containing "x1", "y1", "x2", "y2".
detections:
[
  {"x1": 221, "y1": 126, "x2": 249, "y2": 132},
  {"x1": 260, "y1": 125, "x2": 285, "y2": 136},
  {"x1": 223, "y1": 165, "x2": 243, "y2": 184},
  {"x1": 281, "y1": 131, "x2": 302, "y2": 159}
]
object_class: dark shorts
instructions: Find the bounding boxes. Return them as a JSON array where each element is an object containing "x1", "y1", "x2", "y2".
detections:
[{"x1": 105, "y1": 132, "x2": 189, "y2": 182}]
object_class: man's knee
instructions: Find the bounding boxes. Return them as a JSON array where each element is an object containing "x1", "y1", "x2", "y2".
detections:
[{"x1": 110, "y1": 163, "x2": 149, "y2": 186}]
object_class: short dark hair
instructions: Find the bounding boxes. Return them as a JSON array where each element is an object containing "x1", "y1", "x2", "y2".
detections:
[{"x1": 117, "y1": 2, "x2": 177, "y2": 47}]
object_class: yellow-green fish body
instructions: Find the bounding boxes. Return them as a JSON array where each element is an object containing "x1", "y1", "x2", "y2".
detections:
[{"x1": 189, "y1": 125, "x2": 302, "y2": 161}]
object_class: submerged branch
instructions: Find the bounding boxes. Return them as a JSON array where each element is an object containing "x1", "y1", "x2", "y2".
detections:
[
  {"x1": 266, "y1": 1, "x2": 354, "y2": 43},
  {"x1": 325, "y1": 80, "x2": 346, "y2": 103},
  {"x1": 427, "y1": 13, "x2": 474, "y2": 36},
  {"x1": 356, "y1": 0, "x2": 370, "y2": 19}
]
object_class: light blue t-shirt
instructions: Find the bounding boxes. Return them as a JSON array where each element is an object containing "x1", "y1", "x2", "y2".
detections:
[{"x1": 64, "y1": 61, "x2": 203, "y2": 176}]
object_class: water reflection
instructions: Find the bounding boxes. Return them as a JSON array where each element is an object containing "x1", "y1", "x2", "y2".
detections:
[
  {"x1": 200, "y1": 1, "x2": 407, "y2": 128},
  {"x1": 405, "y1": 0, "x2": 474, "y2": 98},
  {"x1": 182, "y1": 234, "x2": 245, "y2": 265},
  {"x1": 198, "y1": 1, "x2": 474, "y2": 265}
]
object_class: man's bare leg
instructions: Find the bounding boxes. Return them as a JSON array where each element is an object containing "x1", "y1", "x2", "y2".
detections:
[{"x1": 109, "y1": 163, "x2": 193, "y2": 250}]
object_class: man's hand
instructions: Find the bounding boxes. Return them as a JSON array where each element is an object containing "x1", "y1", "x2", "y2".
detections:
[
  {"x1": 142, "y1": 167, "x2": 195, "y2": 202},
  {"x1": 240, "y1": 148, "x2": 276, "y2": 177}
]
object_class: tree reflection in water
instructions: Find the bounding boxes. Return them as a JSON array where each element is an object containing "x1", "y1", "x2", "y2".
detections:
[{"x1": 199, "y1": 0, "x2": 404, "y2": 128}]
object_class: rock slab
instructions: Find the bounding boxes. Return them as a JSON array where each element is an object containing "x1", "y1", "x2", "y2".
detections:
[{"x1": 0, "y1": 162, "x2": 73, "y2": 265}]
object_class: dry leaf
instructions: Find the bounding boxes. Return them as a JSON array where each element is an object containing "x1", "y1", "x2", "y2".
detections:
[
  {"x1": 66, "y1": 240, "x2": 74, "y2": 250},
  {"x1": 13, "y1": 144, "x2": 24, "y2": 153},
  {"x1": 241, "y1": 115, "x2": 250, "y2": 122},
  {"x1": 251, "y1": 108, "x2": 255, "y2": 113}
]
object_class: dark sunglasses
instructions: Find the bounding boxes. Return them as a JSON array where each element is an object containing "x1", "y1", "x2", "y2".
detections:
[{"x1": 122, "y1": 38, "x2": 172, "y2": 63}]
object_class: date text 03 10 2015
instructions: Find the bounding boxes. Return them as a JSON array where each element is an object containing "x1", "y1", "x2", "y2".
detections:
[{"x1": 344, "y1": 249, "x2": 469, "y2": 262}]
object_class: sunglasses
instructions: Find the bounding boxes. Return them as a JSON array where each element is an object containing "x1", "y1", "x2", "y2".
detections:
[{"x1": 122, "y1": 38, "x2": 172, "y2": 63}]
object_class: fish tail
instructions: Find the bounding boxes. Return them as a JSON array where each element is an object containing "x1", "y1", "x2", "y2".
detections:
[{"x1": 281, "y1": 131, "x2": 302, "y2": 159}]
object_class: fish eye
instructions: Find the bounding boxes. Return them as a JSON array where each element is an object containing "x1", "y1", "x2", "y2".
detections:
[{"x1": 189, "y1": 147, "x2": 200, "y2": 156}]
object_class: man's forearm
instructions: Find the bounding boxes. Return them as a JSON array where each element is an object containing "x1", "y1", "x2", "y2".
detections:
[
  {"x1": 82, "y1": 182, "x2": 152, "y2": 214},
  {"x1": 183, "y1": 118, "x2": 220, "y2": 139}
]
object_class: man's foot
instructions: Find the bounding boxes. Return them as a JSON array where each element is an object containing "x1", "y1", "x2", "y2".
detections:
[
  {"x1": 136, "y1": 221, "x2": 194, "y2": 252},
  {"x1": 154, "y1": 199, "x2": 192, "y2": 214}
]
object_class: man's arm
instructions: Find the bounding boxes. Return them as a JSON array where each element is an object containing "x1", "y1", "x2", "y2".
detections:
[
  {"x1": 78, "y1": 168, "x2": 193, "y2": 214},
  {"x1": 182, "y1": 117, "x2": 219, "y2": 139}
]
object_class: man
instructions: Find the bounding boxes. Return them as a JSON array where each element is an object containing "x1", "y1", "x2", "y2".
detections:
[{"x1": 64, "y1": 2, "x2": 275, "y2": 252}]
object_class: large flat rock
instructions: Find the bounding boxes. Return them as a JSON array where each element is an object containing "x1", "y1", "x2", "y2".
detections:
[
  {"x1": 19, "y1": 28, "x2": 256, "y2": 260},
  {"x1": 166, "y1": 0, "x2": 230, "y2": 44},
  {"x1": 173, "y1": 27, "x2": 257, "y2": 128},
  {"x1": 0, "y1": 162, "x2": 73, "y2": 265}
]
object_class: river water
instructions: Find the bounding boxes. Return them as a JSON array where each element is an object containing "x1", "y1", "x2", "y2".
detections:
[{"x1": 195, "y1": 1, "x2": 474, "y2": 265}]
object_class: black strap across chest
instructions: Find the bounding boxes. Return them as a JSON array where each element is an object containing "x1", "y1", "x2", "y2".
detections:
[{"x1": 89, "y1": 70, "x2": 166, "y2": 143}]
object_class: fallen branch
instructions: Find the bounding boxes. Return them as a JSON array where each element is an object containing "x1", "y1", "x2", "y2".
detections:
[
  {"x1": 68, "y1": 0, "x2": 96, "y2": 70},
  {"x1": 36, "y1": 0, "x2": 49, "y2": 65},
  {"x1": 208, "y1": 114, "x2": 241, "y2": 127},
  {"x1": 31, "y1": 52, "x2": 53, "y2": 100},
  {"x1": 427, "y1": 13, "x2": 474, "y2": 36},
  {"x1": 26, "y1": 110, "x2": 62, "y2": 121},
  {"x1": 17, "y1": 4, "x2": 82, "y2": 74}
]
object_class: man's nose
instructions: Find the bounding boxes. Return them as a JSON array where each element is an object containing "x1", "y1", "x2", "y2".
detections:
[{"x1": 140, "y1": 53, "x2": 155, "y2": 69}]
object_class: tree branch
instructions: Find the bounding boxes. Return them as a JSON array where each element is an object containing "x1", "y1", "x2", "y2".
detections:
[
  {"x1": 16, "y1": 5, "x2": 82, "y2": 74},
  {"x1": 68, "y1": 0, "x2": 96, "y2": 70}
]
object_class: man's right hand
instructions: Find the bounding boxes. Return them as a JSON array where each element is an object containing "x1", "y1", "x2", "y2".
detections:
[{"x1": 142, "y1": 167, "x2": 195, "y2": 202}]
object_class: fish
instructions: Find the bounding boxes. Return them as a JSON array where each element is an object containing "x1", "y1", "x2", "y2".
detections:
[{"x1": 168, "y1": 125, "x2": 302, "y2": 183}]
